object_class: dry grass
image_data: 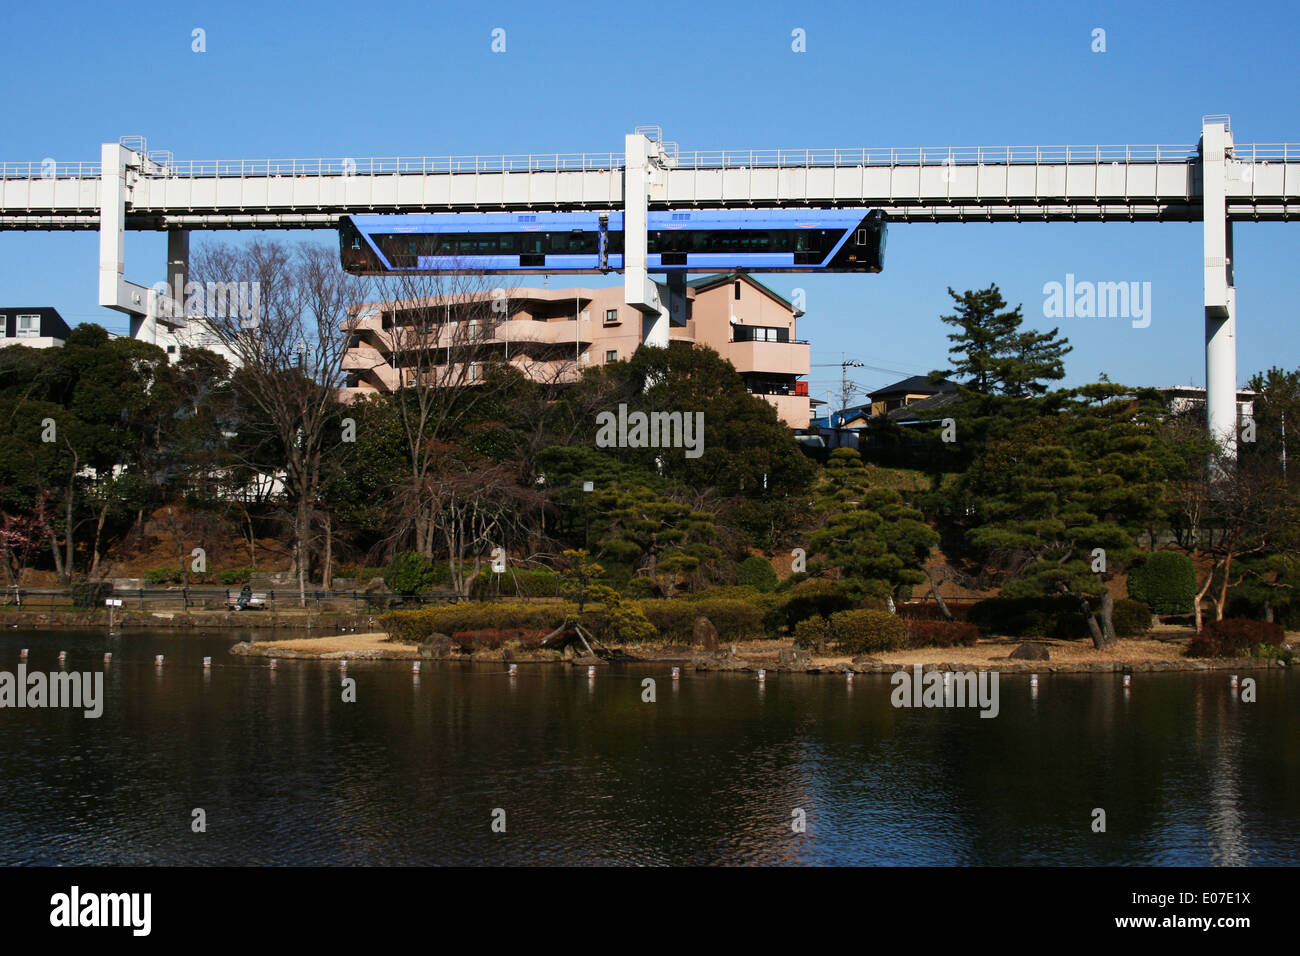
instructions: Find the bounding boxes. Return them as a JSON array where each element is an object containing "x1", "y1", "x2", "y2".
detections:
[{"x1": 245, "y1": 632, "x2": 404, "y2": 655}]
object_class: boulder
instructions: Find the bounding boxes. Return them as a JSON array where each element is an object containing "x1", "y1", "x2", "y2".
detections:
[
  {"x1": 693, "y1": 616, "x2": 719, "y2": 651},
  {"x1": 419, "y1": 634, "x2": 453, "y2": 659},
  {"x1": 1009, "y1": 642, "x2": 1050, "y2": 661},
  {"x1": 779, "y1": 647, "x2": 812, "y2": 664}
]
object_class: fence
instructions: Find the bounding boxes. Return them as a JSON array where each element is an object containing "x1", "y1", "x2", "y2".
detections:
[{"x1": 1, "y1": 587, "x2": 459, "y2": 615}]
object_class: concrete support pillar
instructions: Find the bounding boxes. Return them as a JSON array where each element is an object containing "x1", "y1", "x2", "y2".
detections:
[
  {"x1": 164, "y1": 229, "x2": 190, "y2": 329},
  {"x1": 98, "y1": 142, "x2": 152, "y2": 335},
  {"x1": 624, "y1": 132, "x2": 668, "y2": 347},
  {"x1": 1202, "y1": 117, "x2": 1238, "y2": 459},
  {"x1": 167, "y1": 230, "x2": 189, "y2": 302}
]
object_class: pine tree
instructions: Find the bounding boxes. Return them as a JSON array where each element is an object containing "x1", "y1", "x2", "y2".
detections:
[{"x1": 936, "y1": 285, "x2": 1072, "y2": 397}]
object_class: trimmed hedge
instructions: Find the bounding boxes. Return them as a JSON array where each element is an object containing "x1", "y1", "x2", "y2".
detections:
[
  {"x1": 1112, "y1": 598, "x2": 1153, "y2": 637},
  {"x1": 381, "y1": 602, "x2": 574, "y2": 643},
  {"x1": 736, "y1": 556, "x2": 779, "y2": 593},
  {"x1": 219, "y1": 567, "x2": 257, "y2": 586},
  {"x1": 1127, "y1": 552, "x2": 1197, "y2": 614},
  {"x1": 473, "y1": 568, "x2": 563, "y2": 598},
  {"x1": 904, "y1": 619, "x2": 980, "y2": 649},
  {"x1": 827, "y1": 609, "x2": 907, "y2": 654},
  {"x1": 1186, "y1": 618, "x2": 1285, "y2": 658},
  {"x1": 898, "y1": 602, "x2": 972, "y2": 622},
  {"x1": 793, "y1": 615, "x2": 830, "y2": 650},
  {"x1": 766, "y1": 578, "x2": 858, "y2": 632},
  {"x1": 639, "y1": 597, "x2": 765, "y2": 642}
]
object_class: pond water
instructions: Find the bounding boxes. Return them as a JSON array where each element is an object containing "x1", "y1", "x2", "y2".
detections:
[{"x1": 1, "y1": 630, "x2": 1295, "y2": 865}]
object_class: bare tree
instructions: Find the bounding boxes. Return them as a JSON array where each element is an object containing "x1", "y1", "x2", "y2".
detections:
[
  {"x1": 1168, "y1": 448, "x2": 1295, "y2": 630},
  {"x1": 192, "y1": 239, "x2": 364, "y2": 607},
  {"x1": 348, "y1": 270, "x2": 574, "y2": 556}
]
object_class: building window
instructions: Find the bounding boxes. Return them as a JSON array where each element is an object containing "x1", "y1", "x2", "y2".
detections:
[
  {"x1": 733, "y1": 325, "x2": 789, "y2": 344},
  {"x1": 605, "y1": 350, "x2": 618, "y2": 363},
  {"x1": 16, "y1": 315, "x2": 40, "y2": 338},
  {"x1": 580, "y1": 310, "x2": 590, "y2": 322},
  {"x1": 604, "y1": 309, "x2": 619, "y2": 325},
  {"x1": 734, "y1": 280, "x2": 742, "y2": 300},
  {"x1": 166, "y1": 345, "x2": 177, "y2": 355}
]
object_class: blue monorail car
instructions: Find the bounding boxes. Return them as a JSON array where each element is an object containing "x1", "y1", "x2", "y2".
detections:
[{"x1": 339, "y1": 208, "x2": 886, "y2": 275}]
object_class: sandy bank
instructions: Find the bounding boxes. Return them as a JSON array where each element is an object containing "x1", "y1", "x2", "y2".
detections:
[{"x1": 226, "y1": 632, "x2": 1290, "y2": 673}]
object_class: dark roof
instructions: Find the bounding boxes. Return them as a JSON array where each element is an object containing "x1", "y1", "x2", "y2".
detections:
[
  {"x1": 684, "y1": 274, "x2": 798, "y2": 314},
  {"x1": 868, "y1": 375, "x2": 957, "y2": 399},
  {"x1": 880, "y1": 390, "x2": 964, "y2": 423}
]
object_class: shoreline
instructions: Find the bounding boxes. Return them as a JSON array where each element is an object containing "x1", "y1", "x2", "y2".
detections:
[{"x1": 226, "y1": 633, "x2": 1292, "y2": 673}]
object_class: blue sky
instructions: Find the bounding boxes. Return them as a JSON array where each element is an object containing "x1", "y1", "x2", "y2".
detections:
[{"x1": 1, "y1": 0, "x2": 1296, "y2": 401}]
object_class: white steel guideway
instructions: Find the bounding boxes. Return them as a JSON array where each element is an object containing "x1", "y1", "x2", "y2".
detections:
[{"x1": 3, "y1": 116, "x2": 1298, "y2": 457}]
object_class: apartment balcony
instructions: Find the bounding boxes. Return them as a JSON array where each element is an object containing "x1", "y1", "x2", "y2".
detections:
[
  {"x1": 341, "y1": 345, "x2": 386, "y2": 371},
  {"x1": 497, "y1": 318, "x2": 592, "y2": 348},
  {"x1": 760, "y1": 393, "x2": 813, "y2": 429},
  {"x1": 723, "y1": 339, "x2": 810, "y2": 376}
]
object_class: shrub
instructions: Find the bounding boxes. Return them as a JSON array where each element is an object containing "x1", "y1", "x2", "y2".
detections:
[
  {"x1": 968, "y1": 596, "x2": 1090, "y2": 639},
  {"x1": 1255, "y1": 643, "x2": 1297, "y2": 664},
  {"x1": 69, "y1": 580, "x2": 113, "y2": 608},
  {"x1": 1127, "y1": 552, "x2": 1197, "y2": 614},
  {"x1": 793, "y1": 615, "x2": 830, "y2": 650},
  {"x1": 590, "y1": 599, "x2": 657, "y2": 644},
  {"x1": 474, "y1": 568, "x2": 563, "y2": 598},
  {"x1": 380, "y1": 602, "x2": 574, "y2": 642},
  {"x1": 384, "y1": 551, "x2": 436, "y2": 596},
  {"x1": 622, "y1": 577, "x2": 659, "y2": 599},
  {"x1": 638, "y1": 597, "x2": 765, "y2": 642},
  {"x1": 736, "y1": 556, "x2": 779, "y2": 593},
  {"x1": 766, "y1": 578, "x2": 857, "y2": 632},
  {"x1": 1186, "y1": 618, "x2": 1285, "y2": 658},
  {"x1": 686, "y1": 585, "x2": 767, "y2": 604},
  {"x1": 144, "y1": 568, "x2": 182, "y2": 586},
  {"x1": 1111, "y1": 598, "x2": 1153, "y2": 637},
  {"x1": 898, "y1": 602, "x2": 972, "y2": 622},
  {"x1": 904, "y1": 619, "x2": 980, "y2": 649},
  {"x1": 636, "y1": 600, "x2": 696, "y2": 641},
  {"x1": 827, "y1": 609, "x2": 906, "y2": 655},
  {"x1": 219, "y1": 567, "x2": 257, "y2": 587}
]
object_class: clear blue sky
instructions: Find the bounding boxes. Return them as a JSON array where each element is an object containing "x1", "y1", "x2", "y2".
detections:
[{"x1": 1, "y1": 0, "x2": 1296, "y2": 402}]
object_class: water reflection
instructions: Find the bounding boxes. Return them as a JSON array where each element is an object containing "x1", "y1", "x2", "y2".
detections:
[{"x1": 0, "y1": 630, "x2": 1295, "y2": 866}]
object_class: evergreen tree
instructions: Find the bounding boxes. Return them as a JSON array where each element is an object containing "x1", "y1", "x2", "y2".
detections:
[
  {"x1": 935, "y1": 284, "x2": 1072, "y2": 397},
  {"x1": 809, "y1": 449, "x2": 937, "y2": 604}
]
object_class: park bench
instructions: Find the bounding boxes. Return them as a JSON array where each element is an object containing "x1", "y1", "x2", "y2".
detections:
[{"x1": 225, "y1": 591, "x2": 269, "y2": 611}]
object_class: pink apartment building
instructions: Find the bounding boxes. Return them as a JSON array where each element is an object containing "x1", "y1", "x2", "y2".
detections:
[{"x1": 339, "y1": 273, "x2": 814, "y2": 428}]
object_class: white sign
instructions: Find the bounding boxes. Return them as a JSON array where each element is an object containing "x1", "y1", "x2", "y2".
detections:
[{"x1": 105, "y1": 599, "x2": 123, "y2": 607}]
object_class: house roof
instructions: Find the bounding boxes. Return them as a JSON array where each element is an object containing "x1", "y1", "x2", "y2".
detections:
[
  {"x1": 867, "y1": 375, "x2": 957, "y2": 399},
  {"x1": 685, "y1": 274, "x2": 799, "y2": 314},
  {"x1": 879, "y1": 389, "x2": 965, "y2": 422}
]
